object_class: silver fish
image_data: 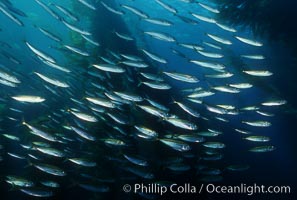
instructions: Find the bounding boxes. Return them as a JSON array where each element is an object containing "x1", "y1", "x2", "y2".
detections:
[
  {"x1": 0, "y1": 4, "x2": 23, "y2": 26},
  {"x1": 235, "y1": 36, "x2": 263, "y2": 47},
  {"x1": 144, "y1": 18, "x2": 173, "y2": 26},
  {"x1": 144, "y1": 31, "x2": 176, "y2": 42},
  {"x1": 243, "y1": 70, "x2": 273, "y2": 77},
  {"x1": 242, "y1": 121, "x2": 272, "y2": 127},
  {"x1": 165, "y1": 118, "x2": 197, "y2": 130},
  {"x1": 120, "y1": 4, "x2": 149, "y2": 19},
  {"x1": 155, "y1": 0, "x2": 177, "y2": 14},
  {"x1": 249, "y1": 146, "x2": 275, "y2": 152},
  {"x1": 101, "y1": 2, "x2": 124, "y2": 15},
  {"x1": 198, "y1": 2, "x2": 220, "y2": 14},
  {"x1": 34, "y1": 72, "x2": 69, "y2": 88},
  {"x1": 207, "y1": 34, "x2": 232, "y2": 45},
  {"x1": 26, "y1": 42, "x2": 56, "y2": 63},
  {"x1": 69, "y1": 110, "x2": 98, "y2": 123},
  {"x1": 61, "y1": 19, "x2": 91, "y2": 35},
  {"x1": 34, "y1": 163, "x2": 66, "y2": 176},
  {"x1": 159, "y1": 139, "x2": 191, "y2": 152},
  {"x1": 141, "y1": 49, "x2": 167, "y2": 64},
  {"x1": 115, "y1": 31, "x2": 134, "y2": 41},
  {"x1": 93, "y1": 64, "x2": 125, "y2": 73},
  {"x1": 141, "y1": 81, "x2": 171, "y2": 90},
  {"x1": 191, "y1": 13, "x2": 216, "y2": 23},
  {"x1": 190, "y1": 60, "x2": 225, "y2": 70},
  {"x1": 64, "y1": 45, "x2": 90, "y2": 56},
  {"x1": 215, "y1": 22, "x2": 236, "y2": 32},
  {"x1": 12, "y1": 95, "x2": 45, "y2": 103},
  {"x1": 163, "y1": 71, "x2": 199, "y2": 83},
  {"x1": 71, "y1": 126, "x2": 96, "y2": 141},
  {"x1": 78, "y1": 0, "x2": 96, "y2": 10}
]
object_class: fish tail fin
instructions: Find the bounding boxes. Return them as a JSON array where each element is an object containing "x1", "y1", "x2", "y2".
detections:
[
  {"x1": 28, "y1": 71, "x2": 35, "y2": 76},
  {"x1": 7, "y1": 183, "x2": 18, "y2": 192},
  {"x1": 129, "y1": 102, "x2": 138, "y2": 113},
  {"x1": 143, "y1": 94, "x2": 149, "y2": 101},
  {"x1": 21, "y1": 39, "x2": 27, "y2": 45},
  {"x1": 21, "y1": 117, "x2": 26, "y2": 126},
  {"x1": 170, "y1": 96, "x2": 177, "y2": 104},
  {"x1": 24, "y1": 159, "x2": 33, "y2": 168},
  {"x1": 137, "y1": 79, "x2": 143, "y2": 87}
]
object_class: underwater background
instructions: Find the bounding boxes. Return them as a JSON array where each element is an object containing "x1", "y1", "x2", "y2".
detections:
[{"x1": 0, "y1": 0, "x2": 296, "y2": 199}]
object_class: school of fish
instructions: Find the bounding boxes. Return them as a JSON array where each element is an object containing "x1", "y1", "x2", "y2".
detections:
[{"x1": 0, "y1": 0, "x2": 286, "y2": 199}]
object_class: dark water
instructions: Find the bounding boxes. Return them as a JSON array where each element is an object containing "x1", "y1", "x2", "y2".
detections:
[{"x1": 0, "y1": 0, "x2": 296, "y2": 200}]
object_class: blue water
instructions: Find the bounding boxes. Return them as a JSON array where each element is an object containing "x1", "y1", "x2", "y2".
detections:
[{"x1": 0, "y1": 0, "x2": 296, "y2": 199}]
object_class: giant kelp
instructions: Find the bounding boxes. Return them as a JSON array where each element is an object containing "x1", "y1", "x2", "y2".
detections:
[{"x1": 215, "y1": 0, "x2": 297, "y2": 53}]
